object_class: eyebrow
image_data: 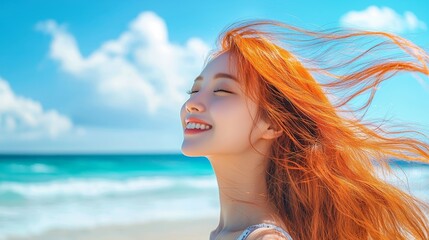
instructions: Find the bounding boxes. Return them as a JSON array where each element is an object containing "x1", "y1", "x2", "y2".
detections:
[{"x1": 194, "y1": 73, "x2": 238, "y2": 82}]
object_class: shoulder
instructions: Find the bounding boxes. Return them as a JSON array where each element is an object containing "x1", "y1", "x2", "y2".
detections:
[{"x1": 245, "y1": 228, "x2": 291, "y2": 240}]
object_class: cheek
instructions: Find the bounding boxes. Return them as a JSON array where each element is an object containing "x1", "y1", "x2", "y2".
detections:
[{"x1": 213, "y1": 102, "x2": 257, "y2": 144}]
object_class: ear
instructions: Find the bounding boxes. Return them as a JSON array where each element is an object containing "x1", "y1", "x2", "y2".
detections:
[{"x1": 261, "y1": 124, "x2": 283, "y2": 140}]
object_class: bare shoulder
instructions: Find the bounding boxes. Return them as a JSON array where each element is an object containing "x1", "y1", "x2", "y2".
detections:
[
  {"x1": 251, "y1": 234, "x2": 289, "y2": 240},
  {"x1": 246, "y1": 228, "x2": 291, "y2": 240}
]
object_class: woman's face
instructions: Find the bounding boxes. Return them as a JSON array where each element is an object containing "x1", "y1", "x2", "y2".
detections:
[{"x1": 180, "y1": 52, "x2": 271, "y2": 157}]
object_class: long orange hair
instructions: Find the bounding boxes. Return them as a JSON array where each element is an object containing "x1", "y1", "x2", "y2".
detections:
[{"x1": 211, "y1": 20, "x2": 429, "y2": 239}]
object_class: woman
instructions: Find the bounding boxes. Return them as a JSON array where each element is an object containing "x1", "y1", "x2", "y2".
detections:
[{"x1": 180, "y1": 20, "x2": 429, "y2": 240}]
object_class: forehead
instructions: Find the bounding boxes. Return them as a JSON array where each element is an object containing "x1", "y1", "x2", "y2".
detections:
[{"x1": 198, "y1": 52, "x2": 236, "y2": 79}]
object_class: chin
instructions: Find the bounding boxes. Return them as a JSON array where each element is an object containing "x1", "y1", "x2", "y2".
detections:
[
  {"x1": 181, "y1": 139, "x2": 212, "y2": 156},
  {"x1": 180, "y1": 145, "x2": 205, "y2": 157},
  {"x1": 180, "y1": 151, "x2": 205, "y2": 157}
]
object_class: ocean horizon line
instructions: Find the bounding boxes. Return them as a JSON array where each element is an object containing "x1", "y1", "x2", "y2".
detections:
[{"x1": 0, "y1": 151, "x2": 184, "y2": 157}]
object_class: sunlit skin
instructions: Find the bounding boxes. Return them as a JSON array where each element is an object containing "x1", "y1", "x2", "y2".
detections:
[{"x1": 180, "y1": 52, "x2": 286, "y2": 240}]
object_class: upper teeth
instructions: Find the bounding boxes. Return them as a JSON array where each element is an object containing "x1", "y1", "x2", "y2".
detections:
[{"x1": 186, "y1": 122, "x2": 212, "y2": 130}]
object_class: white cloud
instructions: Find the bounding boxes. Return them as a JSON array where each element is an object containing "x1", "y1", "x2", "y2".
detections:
[
  {"x1": 36, "y1": 11, "x2": 210, "y2": 114},
  {"x1": 340, "y1": 6, "x2": 427, "y2": 33},
  {"x1": 0, "y1": 77, "x2": 76, "y2": 140}
]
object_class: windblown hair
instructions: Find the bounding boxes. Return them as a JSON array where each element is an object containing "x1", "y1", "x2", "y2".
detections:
[{"x1": 212, "y1": 21, "x2": 429, "y2": 239}]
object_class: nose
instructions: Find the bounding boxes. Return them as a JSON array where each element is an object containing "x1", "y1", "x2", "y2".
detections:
[{"x1": 185, "y1": 98, "x2": 205, "y2": 113}]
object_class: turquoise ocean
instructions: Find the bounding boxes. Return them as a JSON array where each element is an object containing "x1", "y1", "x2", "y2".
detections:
[{"x1": 0, "y1": 154, "x2": 428, "y2": 239}]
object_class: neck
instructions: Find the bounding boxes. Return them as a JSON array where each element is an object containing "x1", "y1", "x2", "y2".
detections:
[{"x1": 207, "y1": 141, "x2": 280, "y2": 234}]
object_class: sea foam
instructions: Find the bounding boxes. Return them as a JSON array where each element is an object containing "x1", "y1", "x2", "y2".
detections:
[{"x1": 0, "y1": 175, "x2": 217, "y2": 199}]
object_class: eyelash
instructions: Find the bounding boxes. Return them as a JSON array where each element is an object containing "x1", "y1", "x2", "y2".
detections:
[{"x1": 186, "y1": 89, "x2": 232, "y2": 95}]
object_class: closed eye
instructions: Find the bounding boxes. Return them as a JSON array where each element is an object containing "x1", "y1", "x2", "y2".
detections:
[
  {"x1": 214, "y1": 89, "x2": 233, "y2": 94},
  {"x1": 186, "y1": 89, "x2": 233, "y2": 95}
]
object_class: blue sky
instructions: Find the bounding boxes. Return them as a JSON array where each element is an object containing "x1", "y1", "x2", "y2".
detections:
[{"x1": 0, "y1": 0, "x2": 428, "y2": 153}]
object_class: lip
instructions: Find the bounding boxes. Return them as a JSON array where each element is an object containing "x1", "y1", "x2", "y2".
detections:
[
  {"x1": 185, "y1": 117, "x2": 212, "y2": 126},
  {"x1": 184, "y1": 128, "x2": 211, "y2": 135}
]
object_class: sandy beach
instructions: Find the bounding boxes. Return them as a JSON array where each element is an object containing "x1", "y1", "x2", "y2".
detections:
[{"x1": 7, "y1": 217, "x2": 218, "y2": 240}]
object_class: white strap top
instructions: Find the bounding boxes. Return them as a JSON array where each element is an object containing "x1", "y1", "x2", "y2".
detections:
[{"x1": 236, "y1": 223, "x2": 293, "y2": 240}]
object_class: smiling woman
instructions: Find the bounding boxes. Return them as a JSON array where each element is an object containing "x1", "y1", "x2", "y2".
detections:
[{"x1": 180, "y1": 20, "x2": 429, "y2": 240}]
